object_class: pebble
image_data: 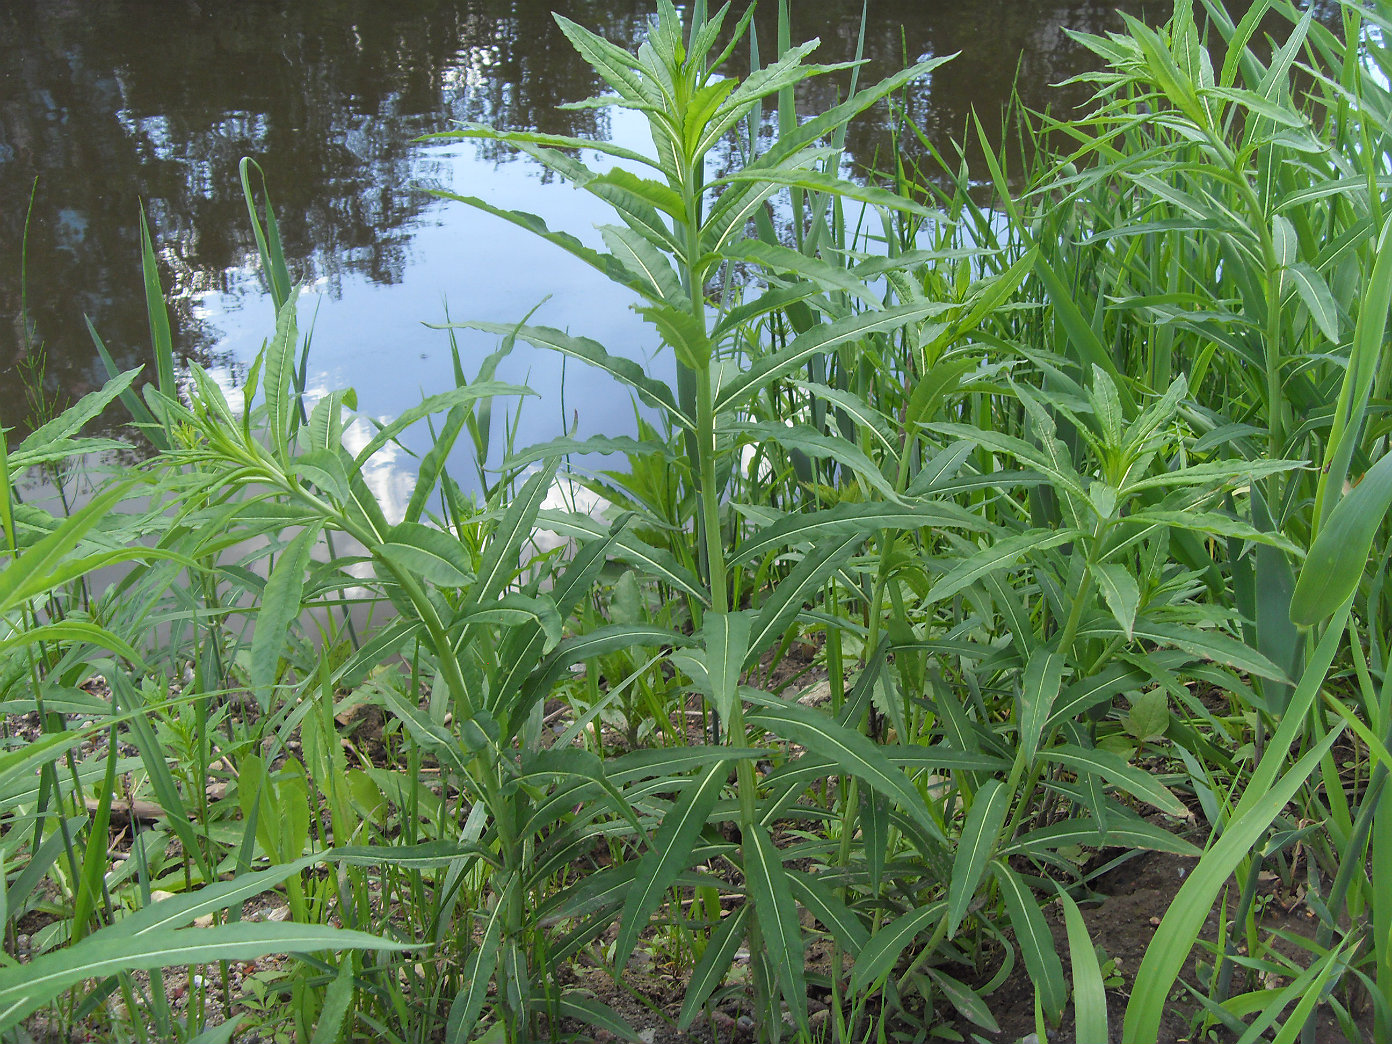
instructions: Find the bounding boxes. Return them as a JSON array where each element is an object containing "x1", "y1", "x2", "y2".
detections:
[{"x1": 15, "y1": 934, "x2": 29, "y2": 955}]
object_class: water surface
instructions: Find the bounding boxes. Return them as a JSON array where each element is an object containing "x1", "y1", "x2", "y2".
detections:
[{"x1": 2, "y1": 0, "x2": 1182, "y2": 495}]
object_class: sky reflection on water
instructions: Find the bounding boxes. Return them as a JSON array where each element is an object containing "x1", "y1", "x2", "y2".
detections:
[{"x1": 2, "y1": 0, "x2": 1185, "y2": 494}]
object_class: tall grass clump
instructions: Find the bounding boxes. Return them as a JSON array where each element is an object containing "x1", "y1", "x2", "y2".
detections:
[{"x1": 4, "y1": 0, "x2": 1392, "y2": 1042}]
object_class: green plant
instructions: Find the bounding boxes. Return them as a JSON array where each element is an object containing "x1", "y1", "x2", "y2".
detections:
[
  {"x1": 425, "y1": 3, "x2": 994, "y2": 1037},
  {"x1": 12, "y1": 0, "x2": 1392, "y2": 1040}
]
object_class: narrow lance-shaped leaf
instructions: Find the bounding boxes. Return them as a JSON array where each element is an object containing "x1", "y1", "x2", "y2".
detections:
[
  {"x1": 725, "y1": 239, "x2": 880, "y2": 305},
  {"x1": 850, "y1": 902, "x2": 946, "y2": 992},
  {"x1": 458, "y1": 594, "x2": 563, "y2": 657},
  {"x1": 1043, "y1": 744, "x2": 1188, "y2": 817},
  {"x1": 444, "y1": 320, "x2": 691, "y2": 430},
  {"x1": 250, "y1": 523, "x2": 322, "y2": 712},
  {"x1": 927, "y1": 529, "x2": 1081, "y2": 605},
  {"x1": 1002, "y1": 815, "x2": 1200, "y2": 859},
  {"x1": 139, "y1": 205, "x2": 176, "y2": 399},
  {"x1": 604, "y1": 224, "x2": 684, "y2": 304},
  {"x1": 405, "y1": 404, "x2": 469, "y2": 524},
  {"x1": 469, "y1": 462, "x2": 556, "y2": 608},
  {"x1": 310, "y1": 964, "x2": 355, "y2": 1044},
  {"x1": 1130, "y1": 620, "x2": 1289, "y2": 683},
  {"x1": 750, "y1": 702, "x2": 945, "y2": 846},
  {"x1": 239, "y1": 157, "x2": 293, "y2": 310},
  {"x1": 551, "y1": 14, "x2": 664, "y2": 110},
  {"x1": 733, "y1": 500, "x2": 984, "y2": 565},
  {"x1": 0, "y1": 481, "x2": 140, "y2": 616},
  {"x1": 744, "y1": 825, "x2": 808, "y2": 1034},
  {"x1": 745, "y1": 533, "x2": 864, "y2": 663},
  {"x1": 375, "y1": 522, "x2": 474, "y2": 588},
  {"x1": 428, "y1": 191, "x2": 652, "y2": 298},
  {"x1": 1316, "y1": 212, "x2": 1392, "y2": 531},
  {"x1": 264, "y1": 291, "x2": 300, "y2": 460},
  {"x1": 715, "y1": 300, "x2": 951, "y2": 413},
  {"x1": 0, "y1": 621, "x2": 141, "y2": 663},
  {"x1": 906, "y1": 442, "x2": 975, "y2": 496},
  {"x1": 16, "y1": 368, "x2": 141, "y2": 456},
  {"x1": 639, "y1": 302, "x2": 711, "y2": 370},
  {"x1": 613, "y1": 759, "x2": 731, "y2": 973},
  {"x1": 86, "y1": 319, "x2": 164, "y2": 444},
  {"x1": 1018, "y1": 647, "x2": 1065, "y2": 770},
  {"x1": 1285, "y1": 261, "x2": 1341, "y2": 342},
  {"x1": 994, "y1": 863, "x2": 1067, "y2": 1024},
  {"x1": 678, "y1": 906, "x2": 749, "y2": 1030},
  {"x1": 737, "y1": 421, "x2": 900, "y2": 500},
  {"x1": 701, "y1": 611, "x2": 753, "y2": 722},
  {"x1": 1291, "y1": 449, "x2": 1392, "y2": 626},
  {"x1": 788, "y1": 379, "x2": 898, "y2": 454},
  {"x1": 786, "y1": 870, "x2": 870, "y2": 955},
  {"x1": 532, "y1": 510, "x2": 709, "y2": 605},
  {"x1": 1093, "y1": 562, "x2": 1141, "y2": 641},
  {"x1": 947, "y1": 779, "x2": 1011, "y2": 938},
  {"x1": 352, "y1": 381, "x2": 535, "y2": 468},
  {"x1": 446, "y1": 903, "x2": 504, "y2": 1044}
]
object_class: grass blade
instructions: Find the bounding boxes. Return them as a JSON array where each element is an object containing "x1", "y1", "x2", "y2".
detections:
[
  {"x1": 1055, "y1": 885, "x2": 1109, "y2": 1043},
  {"x1": 0, "y1": 923, "x2": 410, "y2": 1033}
]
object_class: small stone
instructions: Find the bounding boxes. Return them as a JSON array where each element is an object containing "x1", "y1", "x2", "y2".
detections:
[
  {"x1": 737, "y1": 1015, "x2": 755, "y2": 1033},
  {"x1": 1149, "y1": 915, "x2": 1161, "y2": 926},
  {"x1": 15, "y1": 934, "x2": 30, "y2": 955},
  {"x1": 266, "y1": 905, "x2": 291, "y2": 923},
  {"x1": 638, "y1": 1031, "x2": 656, "y2": 1044}
]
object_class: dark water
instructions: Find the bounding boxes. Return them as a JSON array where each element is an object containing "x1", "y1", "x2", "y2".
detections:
[{"x1": 2, "y1": 0, "x2": 1184, "y2": 493}]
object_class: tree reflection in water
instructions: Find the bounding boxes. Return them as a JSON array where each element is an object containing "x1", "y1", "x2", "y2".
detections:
[{"x1": 0, "y1": 0, "x2": 1230, "y2": 443}]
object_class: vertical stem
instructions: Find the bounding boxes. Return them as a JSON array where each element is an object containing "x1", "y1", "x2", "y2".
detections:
[{"x1": 696, "y1": 364, "x2": 727, "y2": 616}]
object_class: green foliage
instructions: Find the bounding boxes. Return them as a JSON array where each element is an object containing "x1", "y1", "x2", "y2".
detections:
[{"x1": 6, "y1": 0, "x2": 1392, "y2": 1042}]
